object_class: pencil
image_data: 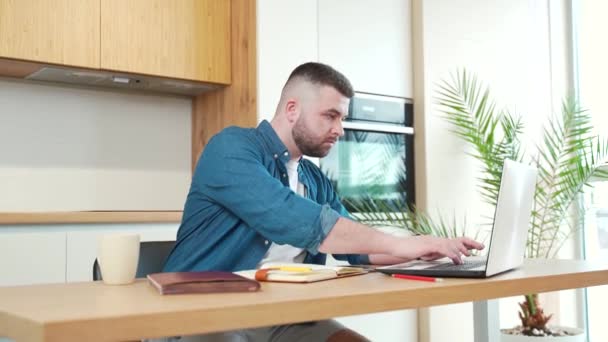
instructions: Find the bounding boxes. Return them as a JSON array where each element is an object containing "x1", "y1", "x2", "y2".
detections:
[{"x1": 391, "y1": 274, "x2": 443, "y2": 282}]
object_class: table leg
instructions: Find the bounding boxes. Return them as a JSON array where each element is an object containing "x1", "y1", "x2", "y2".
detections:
[{"x1": 473, "y1": 299, "x2": 500, "y2": 342}]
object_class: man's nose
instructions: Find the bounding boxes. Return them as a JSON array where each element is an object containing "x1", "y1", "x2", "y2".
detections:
[{"x1": 332, "y1": 120, "x2": 345, "y2": 137}]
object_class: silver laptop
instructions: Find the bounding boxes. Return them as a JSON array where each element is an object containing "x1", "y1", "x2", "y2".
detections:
[{"x1": 378, "y1": 159, "x2": 538, "y2": 278}]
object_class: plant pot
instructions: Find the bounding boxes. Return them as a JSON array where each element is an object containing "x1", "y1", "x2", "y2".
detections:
[{"x1": 501, "y1": 326, "x2": 585, "y2": 342}]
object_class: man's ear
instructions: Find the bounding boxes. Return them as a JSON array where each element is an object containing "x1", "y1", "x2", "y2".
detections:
[{"x1": 285, "y1": 99, "x2": 299, "y2": 123}]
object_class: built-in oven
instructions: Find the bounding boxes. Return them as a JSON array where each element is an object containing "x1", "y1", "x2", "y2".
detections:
[{"x1": 320, "y1": 92, "x2": 415, "y2": 213}]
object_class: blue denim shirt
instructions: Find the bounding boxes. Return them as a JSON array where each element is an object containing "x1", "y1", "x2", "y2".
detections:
[{"x1": 163, "y1": 120, "x2": 369, "y2": 272}]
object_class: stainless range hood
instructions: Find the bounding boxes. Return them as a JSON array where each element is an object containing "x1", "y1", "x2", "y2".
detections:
[{"x1": 25, "y1": 66, "x2": 220, "y2": 96}]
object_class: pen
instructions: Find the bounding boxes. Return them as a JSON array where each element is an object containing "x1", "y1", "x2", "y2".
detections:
[{"x1": 391, "y1": 274, "x2": 443, "y2": 282}]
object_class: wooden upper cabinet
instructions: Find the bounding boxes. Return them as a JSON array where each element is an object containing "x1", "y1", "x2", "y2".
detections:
[
  {"x1": 0, "y1": 0, "x2": 100, "y2": 68},
  {"x1": 101, "y1": 0, "x2": 231, "y2": 84}
]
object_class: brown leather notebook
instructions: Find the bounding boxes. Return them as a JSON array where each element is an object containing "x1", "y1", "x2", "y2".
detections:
[{"x1": 147, "y1": 271, "x2": 261, "y2": 295}]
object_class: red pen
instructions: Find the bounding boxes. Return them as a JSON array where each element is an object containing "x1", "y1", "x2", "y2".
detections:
[{"x1": 391, "y1": 274, "x2": 443, "y2": 282}]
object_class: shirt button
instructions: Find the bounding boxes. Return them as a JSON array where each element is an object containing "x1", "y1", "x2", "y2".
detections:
[
  {"x1": 282, "y1": 173, "x2": 287, "y2": 178},
  {"x1": 273, "y1": 154, "x2": 278, "y2": 159},
  {"x1": 264, "y1": 240, "x2": 269, "y2": 245},
  {"x1": 283, "y1": 151, "x2": 288, "y2": 156}
]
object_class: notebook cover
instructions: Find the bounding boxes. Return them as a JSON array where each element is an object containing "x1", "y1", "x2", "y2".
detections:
[{"x1": 147, "y1": 271, "x2": 261, "y2": 295}]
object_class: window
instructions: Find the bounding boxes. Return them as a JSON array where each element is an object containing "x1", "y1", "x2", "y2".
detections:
[
  {"x1": 574, "y1": 1, "x2": 608, "y2": 340},
  {"x1": 582, "y1": 179, "x2": 608, "y2": 341},
  {"x1": 576, "y1": 0, "x2": 608, "y2": 136}
]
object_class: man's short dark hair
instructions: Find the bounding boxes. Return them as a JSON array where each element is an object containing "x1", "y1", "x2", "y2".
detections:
[{"x1": 286, "y1": 62, "x2": 354, "y2": 98}]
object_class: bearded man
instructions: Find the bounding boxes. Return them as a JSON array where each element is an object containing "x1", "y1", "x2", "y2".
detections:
[{"x1": 161, "y1": 62, "x2": 483, "y2": 342}]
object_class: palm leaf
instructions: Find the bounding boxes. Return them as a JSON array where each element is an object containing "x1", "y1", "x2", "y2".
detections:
[
  {"x1": 530, "y1": 99, "x2": 608, "y2": 257},
  {"x1": 436, "y1": 71, "x2": 608, "y2": 259},
  {"x1": 344, "y1": 196, "x2": 479, "y2": 239},
  {"x1": 436, "y1": 70, "x2": 523, "y2": 211}
]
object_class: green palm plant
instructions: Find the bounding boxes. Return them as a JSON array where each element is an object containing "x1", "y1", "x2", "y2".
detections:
[
  {"x1": 342, "y1": 69, "x2": 608, "y2": 336},
  {"x1": 436, "y1": 70, "x2": 608, "y2": 336}
]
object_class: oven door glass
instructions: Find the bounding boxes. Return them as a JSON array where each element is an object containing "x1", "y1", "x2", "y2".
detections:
[{"x1": 320, "y1": 129, "x2": 414, "y2": 213}]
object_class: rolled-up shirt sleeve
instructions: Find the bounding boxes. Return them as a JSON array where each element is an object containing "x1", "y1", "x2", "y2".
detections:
[{"x1": 195, "y1": 133, "x2": 339, "y2": 255}]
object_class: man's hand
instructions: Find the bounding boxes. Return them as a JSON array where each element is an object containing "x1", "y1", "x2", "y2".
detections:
[
  {"x1": 319, "y1": 217, "x2": 484, "y2": 265},
  {"x1": 392, "y1": 235, "x2": 485, "y2": 264}
]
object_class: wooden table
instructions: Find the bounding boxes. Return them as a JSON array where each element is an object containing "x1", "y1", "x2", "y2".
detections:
[{"x1": 1, "y1": 259, "x2": 608, "y2": 342}]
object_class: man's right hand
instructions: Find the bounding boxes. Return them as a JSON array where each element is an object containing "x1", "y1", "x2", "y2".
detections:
[
  {"x1": 393, "y1": 235, "x2": 485, "y2": 264},
  {"x1": 319, "y1": 217, "x2": 484, "y2": 265}
]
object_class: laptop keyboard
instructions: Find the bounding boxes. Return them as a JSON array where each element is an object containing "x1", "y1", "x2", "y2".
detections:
[{"x1": 424, "y1": 259, "x2": 486, "y2": 271}]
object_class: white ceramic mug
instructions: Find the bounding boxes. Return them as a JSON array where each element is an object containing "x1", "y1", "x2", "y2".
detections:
[{"x1": 97, "y1": 233, "x2": 140, "y2": 285}]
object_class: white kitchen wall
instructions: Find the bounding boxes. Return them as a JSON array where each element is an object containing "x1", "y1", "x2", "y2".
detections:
[
  {"x1": 0, "y1": 78, "x2": 191, "y2": 211},
  {"x1": 257, "y1": 1, "x2": 417, "y2": 341},
  {"x1": 0, "y1": 76, "x2": 187, "y2": 298},
  {"x1": 0, "y1": 77, "x2": 189, "y2": 297},
  {"x1": 413, "y1": 1, "x2": 576, "y2": 341}
]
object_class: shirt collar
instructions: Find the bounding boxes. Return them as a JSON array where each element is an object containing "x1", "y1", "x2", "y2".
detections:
[{"x1": 257, "y1": 120, "x2": 292, "y2": 163}]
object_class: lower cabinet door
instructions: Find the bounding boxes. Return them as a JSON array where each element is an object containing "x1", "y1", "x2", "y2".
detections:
[{"x1": 0, "y1": 231, "x2": 66, "y2": 286}]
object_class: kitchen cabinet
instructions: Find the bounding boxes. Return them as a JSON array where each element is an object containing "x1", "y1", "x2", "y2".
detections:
[
  {"x1": 318, "y1": 0, "x2": 413, "y2": 98},
  {"x1": 101, "y1": 0, "x2": 231, "y2": 84},
  {"x1": 257, "y1": 0, "x2": 318, "y2": 121},
  {"x1": 257, "y1": 0, "x2": 413, "y2": 102},
  {"x1": 0, "y1": 0, "x2": 100, "y2": 68},
  {"x1": 0, "y1": 0, "x2": 231, "y2": 84},
  {"x1": 0, "y1": 230, "x2": 66, "y2": 286}
]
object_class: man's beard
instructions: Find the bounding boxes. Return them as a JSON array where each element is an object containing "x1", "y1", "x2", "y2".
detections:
[{"x1": 292, "y1": 119, "x2": 333, "y2": 158}]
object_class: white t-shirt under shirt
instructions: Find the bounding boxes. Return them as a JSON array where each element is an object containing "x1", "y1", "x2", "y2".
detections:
[{"x1": 258, "y1": 159, "x2": 307, "y2": 266}]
